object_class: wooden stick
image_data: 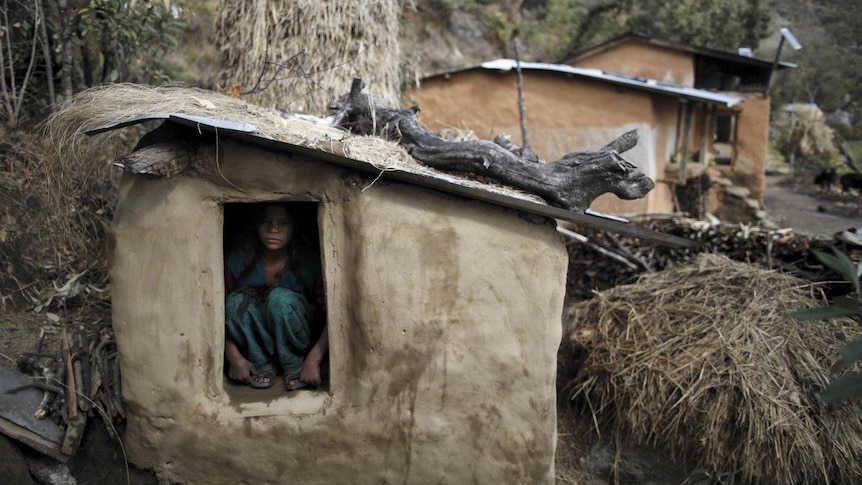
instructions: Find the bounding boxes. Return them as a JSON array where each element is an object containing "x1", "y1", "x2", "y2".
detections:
[
  {"x1": 60, "y1": 326, "x2": 77, "y2": 420},
  {"x1": 557, "y1": 226, "x2": 641, "y2": 271}
]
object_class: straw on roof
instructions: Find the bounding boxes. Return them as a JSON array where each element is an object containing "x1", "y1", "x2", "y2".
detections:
[
  {"x1": 32, "y1": 82, "x2": 549, "y2": 284},
  {"x1": 41, "y1": 83, "x2": 545, "y2": 203},
  {"x1": 562, "y1": 253, "x2": 862, "y2": 483}
]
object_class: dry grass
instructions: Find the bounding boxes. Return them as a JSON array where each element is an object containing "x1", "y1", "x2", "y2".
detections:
[
  {"x1": 562, "y1": 253, "x2": 862, "y2": 483},
  {"x1": 18, "y1": 83, "x2": 541, "y2": 308},
  {"x1": 215, "y1": 0, "x2": 401, "y2": 116}
]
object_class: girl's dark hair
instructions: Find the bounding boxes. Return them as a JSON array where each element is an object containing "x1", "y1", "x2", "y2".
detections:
[{"x1": 235, "y1": 203, "x2": 305, "y2": 286}]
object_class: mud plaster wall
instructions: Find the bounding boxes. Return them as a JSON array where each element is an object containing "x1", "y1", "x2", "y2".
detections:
[
  {"x1": 405, "y1": 70, "x2": 675, "y2": 215},
  {"x1": 570, "y1": 41, "x2": 695, "y2": 87},
  {"x1": 109, "y1": 139, "x2": 567, "y2": 484}
]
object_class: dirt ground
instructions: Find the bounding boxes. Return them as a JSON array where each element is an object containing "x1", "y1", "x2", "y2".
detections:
[
  {"x1": 762, "y1": 172, "x2": 861, "y2": 238},
  {"x1": 1, "y1": 173, "x2": 860, "y2": 484}
]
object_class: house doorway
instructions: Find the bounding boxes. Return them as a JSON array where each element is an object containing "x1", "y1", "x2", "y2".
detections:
[{"x1": 221, "y1": 201, "x2": 328, "y2": 400}]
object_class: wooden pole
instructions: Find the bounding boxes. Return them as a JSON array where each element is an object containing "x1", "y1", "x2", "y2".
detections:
[
  {"x1": 513, "y1": 37, "x2": 530, "y2": 151},
  {"x1": 679, "y1": 101, "x2": 693, "y2": 183},
  {"x1": 698, "y1": 103, "x2": 709, "y2": 165},
  {"x1": 764, "y1": 36, "x2": 786, "y2": 97}
]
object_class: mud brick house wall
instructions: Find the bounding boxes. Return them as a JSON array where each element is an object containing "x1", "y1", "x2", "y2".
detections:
[
  {"x1": 106, "y1": 117, "x2": 567, "y2": 484},
  {"x1": 404, "y1": 33, "x2": 794, "y2": 218}
]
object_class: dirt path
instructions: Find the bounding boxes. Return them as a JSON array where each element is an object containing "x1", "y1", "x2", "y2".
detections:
[{"x1": 762, "y1": 173, "x2": 861, "y2": 237}]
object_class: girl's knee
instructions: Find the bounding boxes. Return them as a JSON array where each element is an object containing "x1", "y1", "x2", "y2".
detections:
[
  {"x1": 266, "y1": 287, "x2": 305, "y2": 308},
  {"x1": 225, "y1": 292, "x2": 247, "y2": 312},
  {"x1": 267, "y1": 287, "x2": 296, "y2": 298}
]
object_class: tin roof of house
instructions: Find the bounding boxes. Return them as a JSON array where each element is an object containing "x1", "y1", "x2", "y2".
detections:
[
  {"x1": 480, "y1": 59, "x2": 745, "y2": 107},
  {"x1": 88, "y1": 113, "x2": 694, "y2": 248},
  {"x1": 421, "y1": 58, "x2": 744, "y2": 107},
  {"x1": 564, "y1": 32, "x2": 797, "y2": 70}
]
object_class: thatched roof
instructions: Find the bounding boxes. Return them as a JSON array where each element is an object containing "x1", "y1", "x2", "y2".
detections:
[{"x1": 562, "y1": 253, "x2": 862, "y2": 483}]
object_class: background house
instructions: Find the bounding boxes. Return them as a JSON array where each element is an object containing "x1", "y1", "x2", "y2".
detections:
[{"x1": 404, "y1": 33, "x2": 795, "y2": 220}]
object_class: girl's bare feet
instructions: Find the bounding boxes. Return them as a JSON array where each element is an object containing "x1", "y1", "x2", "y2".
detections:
[{"x1": 227, "y1": 356, "x2": 255, "y2": 384}]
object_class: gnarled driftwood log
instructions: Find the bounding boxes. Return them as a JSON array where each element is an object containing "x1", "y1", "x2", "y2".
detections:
[{"x1": 331, "y1": 78, "x2": 654, "y2": 212}]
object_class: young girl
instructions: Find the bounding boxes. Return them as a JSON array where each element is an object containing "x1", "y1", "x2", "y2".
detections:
[{"x1": 223, "y1": 203, "x2": 327, "y2": 391}]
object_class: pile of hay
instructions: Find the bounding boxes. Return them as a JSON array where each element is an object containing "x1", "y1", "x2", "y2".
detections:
[
  {"x1": 562, "y1": 253, "x2": 862, "y2": 483},
  {"x1": 216, "y1": 0, "x2": 401, "y2": 116}
]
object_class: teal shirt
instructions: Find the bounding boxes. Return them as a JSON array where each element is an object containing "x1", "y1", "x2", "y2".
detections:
[{"x1": 226, "y1": 249, "x2": 321, "y2": 295}]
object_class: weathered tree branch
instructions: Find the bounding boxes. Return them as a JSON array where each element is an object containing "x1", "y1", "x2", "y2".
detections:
[{"x1": 331, "y1": 78, "x2": 654, "y2": 212}]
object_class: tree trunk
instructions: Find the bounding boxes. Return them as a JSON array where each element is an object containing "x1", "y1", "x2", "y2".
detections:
[
  {"x1": 331, "y1": 79, "x2": 654, "y2": 213},
  {"x1": 57, "y1": 0, "x2": 75, "y2": 100}
]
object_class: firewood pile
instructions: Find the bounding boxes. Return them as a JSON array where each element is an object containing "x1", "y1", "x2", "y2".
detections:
[
  {"x1": 10, "y1": 321, "x2": 122, "y2": 455},
  {"x1": 564, "y1": 215, "x2": 861, "y2": 303}
]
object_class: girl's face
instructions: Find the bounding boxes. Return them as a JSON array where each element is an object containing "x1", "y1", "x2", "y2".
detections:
[{"x1": 257, "y1": 205, "x2": 292, "y2": 252}]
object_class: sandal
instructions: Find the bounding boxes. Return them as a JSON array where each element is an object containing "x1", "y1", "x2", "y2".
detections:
[
  {"x1": 250, "y1": 364, "x2": 276, "y2": 389},
  {"x1": 284, "y1": 370, "x2": 309, "y2": 391}
]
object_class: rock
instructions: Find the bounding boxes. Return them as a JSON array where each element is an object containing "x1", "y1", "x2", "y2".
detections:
[
  {"x1": 27, "y1": 454, "x2": 76, "y2": 485},
  {"x1": 835, "y1": 227, "x2": 862, "y2": 248},
  {"x1": 578, "y1": 436, "x2": 689, "y2": 485},
  {"x1": 724, "y1": 186, "x2": 751, "y2": 199}
]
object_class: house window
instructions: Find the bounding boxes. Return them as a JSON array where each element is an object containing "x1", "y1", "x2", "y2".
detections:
[{"x1": 222, "y1": 202, "x2": 328, "y2": 400}]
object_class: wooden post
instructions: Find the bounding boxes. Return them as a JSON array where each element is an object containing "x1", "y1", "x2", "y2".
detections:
[
  {"x1": 765, "y1": 36, "x2": 786, "y2": 97},
  {"x1": 513, "y1": 37, "x2": 530, "y2": 152},
  {"x1": 698, "y1": 103, "x2": 709, "y2": 165},
  {"x1": 679, "y1": 101, "x2": 693, "y2": 183}
]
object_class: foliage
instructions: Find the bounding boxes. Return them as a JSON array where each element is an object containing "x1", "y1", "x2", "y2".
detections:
[
  {"x1": 0, "y1": 0, "x2": 185, "y2": 130},
  {"x1": 518, "y1": 0, "x2": 770, "y2": 62},
  {"x1": 75, "y1": 0, "x2": 186, "y2": 85},
  {"x1": 768, "y1": 0, "x2": 862, "y2": 136},
  {"x1": 792, "y1": 248, "x2": 862, "y2": 405},
  {"x1": 0, "y1": 0, "x2": 187, "y2": 310},
  {"x1": 414, "y1": 0, "x2": 458, "y2": 26},
  {"x1": 656, "y1": 0, "x2": 771, "y2": 51},
  {"x1": 771, "y1": 105, "x2": 840, "y2": 171},
  {"x1": 476, "y1": 5, "x2": 515, "y2": 48}
]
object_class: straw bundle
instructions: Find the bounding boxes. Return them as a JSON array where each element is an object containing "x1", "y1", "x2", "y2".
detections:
[
  {"x1": 216, "y1": 0, "x2": 401, "y2": 116},
  {"x1": 563, "y1": 253, "x2": 862, "y2": 483}
]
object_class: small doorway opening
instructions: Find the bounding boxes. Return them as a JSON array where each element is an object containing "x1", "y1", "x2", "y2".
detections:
[
  {"x1": 222, "y1": 202, "x2": 328, "y2": 400},
  {"x1": 714, "y1": 113, "x2": 737, "y2": 165}
]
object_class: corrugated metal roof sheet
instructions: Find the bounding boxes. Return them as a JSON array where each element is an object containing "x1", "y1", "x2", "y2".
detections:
[
  {"x1": 563, "y1": 32, "x2": 797, "y2": 70},
  {"x1": 88, "y1": 115, "x2": 694, "y2": 248},
  {"x1": 480, "y1": 59, "x2": 745, "y2": 107}
]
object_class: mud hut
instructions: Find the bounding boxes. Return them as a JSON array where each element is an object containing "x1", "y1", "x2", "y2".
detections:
[
  {"x1": 43, "y1": 82, "x2": 694, "y2": 482},
  {"x1": 43, "y1": 85, "x2": 584, "y2": 484}
]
